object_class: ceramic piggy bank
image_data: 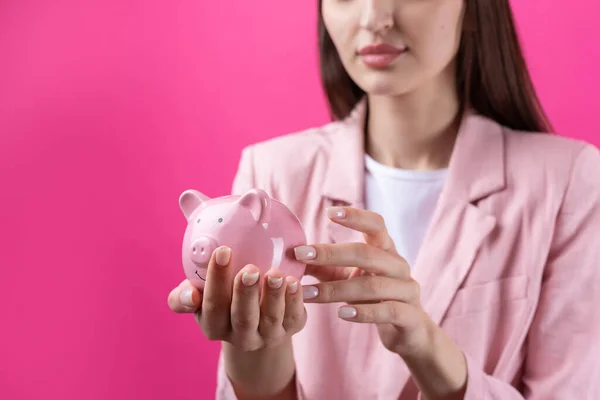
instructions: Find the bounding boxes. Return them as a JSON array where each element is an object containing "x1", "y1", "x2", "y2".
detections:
[{"x1": 178, "y1": 188, "x2": 307, "y2": 289}]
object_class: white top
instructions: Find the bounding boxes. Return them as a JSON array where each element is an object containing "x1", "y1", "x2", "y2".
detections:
[{"x1": 364, "y1": 154, "x2": 448, "y2": 268}]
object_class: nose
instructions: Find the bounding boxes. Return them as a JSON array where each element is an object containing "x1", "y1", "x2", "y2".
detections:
[
  {"x1": 360, "y1": 0, "x2": 394, "y2": 33},
  {"x1": 189, "y1": 236, "x2": 218, "y2": 266}
]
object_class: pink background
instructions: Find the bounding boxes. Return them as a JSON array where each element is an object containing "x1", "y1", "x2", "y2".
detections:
[{"x1": 0, "y1": 1, "x2": 598, "y2": 399}]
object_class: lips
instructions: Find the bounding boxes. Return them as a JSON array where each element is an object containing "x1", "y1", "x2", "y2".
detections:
[
  {"x1": 358, "y1": 42, "x2": 405, "y2": 55},
  {"x1": 357, "y1": 42, "x2": 407, "y2": 68}
]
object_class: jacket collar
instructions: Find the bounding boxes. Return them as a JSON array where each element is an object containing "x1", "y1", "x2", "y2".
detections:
[
  {"x1": 321, "y1": 99, "x2": 368, "y2": 208},
  {"x1": 321, "y1": 98, "x2": 507, "y2": 207}
]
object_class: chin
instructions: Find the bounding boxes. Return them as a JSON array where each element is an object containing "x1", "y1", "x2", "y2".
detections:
[
  {"x1": 349, "y1": 65, "x2": 418, "y2": 97},
  {"x1": 357, "y1": 75, "x2": 412, "y2": 97}
]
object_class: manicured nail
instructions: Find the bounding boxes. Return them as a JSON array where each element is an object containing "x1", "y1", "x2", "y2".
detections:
[
  {"x1": 180, "y1": 288, "x2": 194, "y2": 307},
  {"x1": 242, "y1": 271, "x2": 259, "y2": 286},
  {"x1": 267, "y1": 276, "x2": 283, "y2": 289},
  {"x1": 327, "y1": 207, "x2": 347, "y2": 219},
  {"x1": 216, "y1": 247, "x2": 231, "y2": 267},
  {"x1": 294, "y1": 246, "x2": 317, "y2": 260},
  {"x1": 338, "y1": 306, "x2": 357, "y2": 319},
  {"x1": 287, "y1": 280, "x2": 299, "y2": 294},
  {"x1": 302, "y1": 286, "x2": 319, "y2": 299}
]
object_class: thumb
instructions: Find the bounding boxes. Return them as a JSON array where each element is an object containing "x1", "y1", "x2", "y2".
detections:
[{"x1": 168, "y1": 280, "x2": 202, "y2": 313}]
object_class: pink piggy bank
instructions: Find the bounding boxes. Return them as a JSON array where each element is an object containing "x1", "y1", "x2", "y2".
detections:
[{"x1": 178, "y1": 188, "x2": 307, "y2": 289}]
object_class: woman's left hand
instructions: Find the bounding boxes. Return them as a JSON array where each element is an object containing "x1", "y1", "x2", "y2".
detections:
[{"x1": 293, "y1": 206, "x2": 434, "y2": 358}]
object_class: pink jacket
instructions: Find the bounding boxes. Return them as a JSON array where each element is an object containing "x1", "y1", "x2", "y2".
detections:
[{"x1": 217, "y1": 101, "x2": 600, "y2": 399}]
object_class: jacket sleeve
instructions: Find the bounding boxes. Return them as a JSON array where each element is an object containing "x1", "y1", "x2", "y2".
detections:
[
  {"x1": 215, "y1": 145, "x2": 307, "y2": 400},
  {"x1": 517, "y1": 143, "x2": 600, "y2": 399},
  {"x1": 424, "y1": 143, "x2": 600, "y2": 400}
]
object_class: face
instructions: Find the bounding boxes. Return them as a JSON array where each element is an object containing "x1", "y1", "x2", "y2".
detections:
[{"x1": 321, "y1": 0, "x2": 465, "y2": 96}]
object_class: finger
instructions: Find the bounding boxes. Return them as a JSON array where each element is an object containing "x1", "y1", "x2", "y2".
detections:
[
  {"x1": 302, "y1": 276, "x2": 420, "y2": 305},
  {"x1": 337, "y1": 301, "x2": 419, "y2": 326},
  {"x1": 200, "y1": 246, "x2": 233, "y2": 340},
  {"x1": 282, "y1": 276, "x2": 307, "y2": 333},
  {"x1": 326, "y1": 207, "x2": 397, "y2": 254},
  {"x1": 258, "y1": 270, "x2": 287, "y2": 341},
  {"x1": 294, "y1": 242, "x2": 409, "y2": 278},
  {"x1": 230, "y1": 264, "x2": 261, "y2": 337},
  {"x1": 167, "y1": 280, "x2": 202, "y2": 313},
  {"x1": 304, "y1": 263, "x2": 355, "y2": 282}
]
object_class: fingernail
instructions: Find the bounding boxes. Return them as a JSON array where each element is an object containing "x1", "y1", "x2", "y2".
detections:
[
  {"x1": 242, "y1": 271, "x2": 259, "y2": 286},
  {"x1": 294, "y1": 245, "x2": 317, "y2": 260},
  {"x1": 288, "y1": 281, "x2": 299, "y2": 294},
  {"x1": 267, "y1": 276, "x2": 283, "y2": 289},
  {"x1": 302, "y1": 286, "x2": 319, "y2": 299},
  {"x1": 180, "y1": 288, "x2": 194, "y2": 307},
  {"x1": 327, "y1": 207, "x2": 347, "y2": 219},
  {"x1": 338, "y1": 306, "x2": 357, "y2": 319},
  {"x1": 216, "y1": 247, "x2": 231, "y2": 267}
]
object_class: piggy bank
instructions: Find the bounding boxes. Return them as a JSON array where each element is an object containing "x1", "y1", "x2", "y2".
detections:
[{"x1": 178, "y1": 188, "x2": 307, "y2": 289}]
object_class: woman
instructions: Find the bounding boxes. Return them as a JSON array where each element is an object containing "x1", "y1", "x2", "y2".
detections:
[{"x1": 169, "y1": 0, "x2": 600, "y2": 399}]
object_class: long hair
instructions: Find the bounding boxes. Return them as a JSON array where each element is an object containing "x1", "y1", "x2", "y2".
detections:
[{"x1": 318, "y1": 0, "x2": 552, "y2": 133}]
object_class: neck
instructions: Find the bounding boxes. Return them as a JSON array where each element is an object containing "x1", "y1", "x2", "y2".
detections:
[{"x1": 365, "y1": 73, "x2": 461, "y2": 171}]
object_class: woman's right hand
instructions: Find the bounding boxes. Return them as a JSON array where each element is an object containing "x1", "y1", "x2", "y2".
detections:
[{"x1": 167, "y1": 246, "x2": 307, "y2": 351}]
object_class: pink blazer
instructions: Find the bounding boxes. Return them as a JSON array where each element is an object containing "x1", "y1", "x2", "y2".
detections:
[{"x1": 217, "y1": 101, "x2": 600, "y2": 399}]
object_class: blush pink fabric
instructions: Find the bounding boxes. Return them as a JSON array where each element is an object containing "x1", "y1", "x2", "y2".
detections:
[{"x1": 216, "y1": 101, "x2": 600, "y2": 399}]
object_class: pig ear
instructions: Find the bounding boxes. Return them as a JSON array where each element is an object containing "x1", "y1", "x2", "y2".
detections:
[
  {"x1": 179, "y1": 189, "x2": 210, "y2": 220},
  {"x1": 237, "y1": 188, "x2": 271, "y2": 225}
]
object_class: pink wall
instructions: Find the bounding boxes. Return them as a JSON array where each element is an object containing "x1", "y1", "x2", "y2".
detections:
[{"x1": 0, "y1": 1, "x2": 598, "y2": 399}]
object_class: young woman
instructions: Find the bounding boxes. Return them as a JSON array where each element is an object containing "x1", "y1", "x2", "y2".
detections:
[{"x1": 168, "y1": 1, "x2": 600, "y2": 399}]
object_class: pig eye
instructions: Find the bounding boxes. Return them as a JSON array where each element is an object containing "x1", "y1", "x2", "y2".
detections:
[
  {"x1": 196, "y1": 218, "x2": 201, "y2": 223},
  {"x1": 218, "y1": 218, "x2": 223, "y2": 223}
]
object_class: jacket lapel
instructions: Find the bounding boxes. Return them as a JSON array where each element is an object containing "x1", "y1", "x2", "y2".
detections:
[
  {"x1": 410, "y1": 113, "x2": 505, "y2": 326},
  {"x1": 322, "y1": 100, "x2": 368, "y2": 245}
]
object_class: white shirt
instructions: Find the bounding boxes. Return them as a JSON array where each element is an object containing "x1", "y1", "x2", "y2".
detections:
[{"x1": 364, "y1": 154, "x2": 448, "y2": 268}]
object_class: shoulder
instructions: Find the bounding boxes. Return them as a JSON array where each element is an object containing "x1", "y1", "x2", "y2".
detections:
[
  {"x1": 504, "y1": 125, "x2": 597, "y2": 166},
  {"x1": 246, "y1": 118, "x2": 342, "y2": 164},
  {"x1": 234, "y1": 118, "x2": 348, "y2": 194},
  {"x1": 501, "y1": 124, "x2": 600, "y2": 200}
]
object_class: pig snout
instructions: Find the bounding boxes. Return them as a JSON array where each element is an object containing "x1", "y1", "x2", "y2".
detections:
[{"x1": 189, "y1": 236, "x2": 218, "y2": 266}]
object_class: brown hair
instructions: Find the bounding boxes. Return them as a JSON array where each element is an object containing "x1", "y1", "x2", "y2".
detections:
[{"x1": 317, "y1": 0, "x2": 553, "y2": 133}]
